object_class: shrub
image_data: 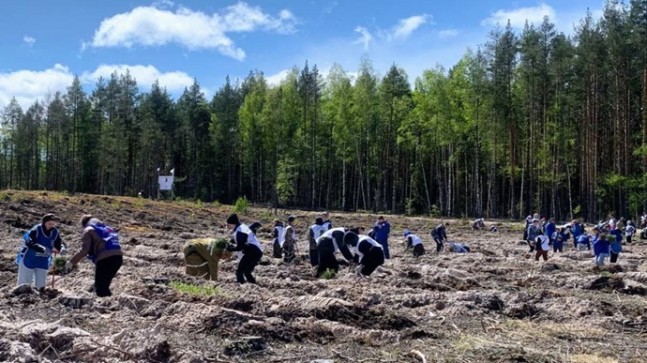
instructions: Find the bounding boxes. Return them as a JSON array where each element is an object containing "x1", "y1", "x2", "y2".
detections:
[
  {"x1": 234, "y1": 196, "x2": 249, "y2": 214},
  {"x1": 321, "y1": 268, "x2": 337, "y2": 280}
]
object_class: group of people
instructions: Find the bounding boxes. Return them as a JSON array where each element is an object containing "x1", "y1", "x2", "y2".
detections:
[
  {"x1": 524, "y1": 213, "x2": 634, "y2": 266},
  {"x1": 15, "y1": 213, "x2": 123, "y2": 297}
]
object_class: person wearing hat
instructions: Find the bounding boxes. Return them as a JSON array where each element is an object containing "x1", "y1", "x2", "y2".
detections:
[
  {"x1": 403, "y1": 230, "x2": 425, "y2": 257},
  {"x1": 225, "y1": 213, "x2": 264, "y2": 284},
  {"x1": 66, "y1": 215, "x2": 123, "y2": 297},
  {"x1": 343, "y1": 230, "x2": 384, "y2": 277},
  {"x1": 307, "y1": 217, "x2": 326, "y2": 266},
  {"x1": 271, "y1": 219, "x2": 285, "y2": 258},
  {"x1": 16, "y1": 213, "x2": 64, "y2": 290},
  {"x1": 282, "y1": 216, "x2": 297, "y2": 264}
]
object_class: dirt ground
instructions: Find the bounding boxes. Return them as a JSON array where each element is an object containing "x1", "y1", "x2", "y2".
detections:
[{"x1": 1, "y1": 190, "x2": 646, "y2": 363}]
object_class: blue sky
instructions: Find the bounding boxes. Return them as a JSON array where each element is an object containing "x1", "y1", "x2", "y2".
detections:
[{"x1": 0, "y1": 0, "x2": 605, "y2": 109}]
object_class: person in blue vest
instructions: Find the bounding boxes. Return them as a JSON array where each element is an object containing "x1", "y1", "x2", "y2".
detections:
[
  {"x1": 552, "y1": 226, "x2": 569, "y2": 253},
  {"x1": 526, "y1": 219, "x2": 542, "y2": 252},
  {"x1": 66, "y1": 215, "x2": 123, "y2": 297},
  {"x1": 16, "y1": 213, "x2": 64, "y2": 290},
  {"x1": 315, "y1": 227, "x2": 354, "y2": 277},
  {"x1": 608, "y1": 225, "x2": 623, "y2": 264},
  {"x1": 372, "y1": 216, "x2": 391, "y2": 259},
  {"x1": 403, "y1": 229, "x2": 425, "y2": 257},
  {"x1": 570, "y1": 219, "x2": 585, "y2": 248},
  {"x1": 343, "y1": 231, "x2": 385, "y2": 277},
  {"x1": 575, "y1": 233, "x2": 591, "y2": 251},
  {"x1": 544, "y1": 217, "x2": 556, "y2": 245},
  {"x1": 592, "y1": 227, "x2": 610, "y2": 266},
  {"x1": 225, "y1": 213, "x2": 264, "y2": 284}
]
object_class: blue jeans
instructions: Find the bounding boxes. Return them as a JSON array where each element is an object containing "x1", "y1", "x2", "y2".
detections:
[
  {"x1": 377, "y1": 239, "x2": 390, "y2": 259},
  {"x1": 595, "y1": 253, "x2": 609, "y2": 266}
]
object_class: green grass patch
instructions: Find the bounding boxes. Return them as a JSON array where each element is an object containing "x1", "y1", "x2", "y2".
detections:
[
  {"x1": 321, "y1": 268, "x2": 337, "y2": 279},
  {"x1": 170, "y1": 281, "x2": 221, "y2": 297}
]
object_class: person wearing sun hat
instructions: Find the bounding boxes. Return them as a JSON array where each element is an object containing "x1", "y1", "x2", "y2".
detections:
[{"x1": 16, "y1": 213, "x2": 64, "y2": 290}]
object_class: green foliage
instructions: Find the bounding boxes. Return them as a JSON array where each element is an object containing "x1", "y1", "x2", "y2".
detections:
[
  {"x1": 320, "y1": 269, "x2": 337, "y2": 280},
  {"x1": 234, "y1": 196, "x2": 249, "y2": 214},
  {"x1": 169, "y1": 281, "x2": 220, "y2": 297}
]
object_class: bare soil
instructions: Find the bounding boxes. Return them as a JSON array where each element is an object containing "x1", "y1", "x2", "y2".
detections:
[{"x1": 1, "y1": 190, "x2": 646, "y2": 363}]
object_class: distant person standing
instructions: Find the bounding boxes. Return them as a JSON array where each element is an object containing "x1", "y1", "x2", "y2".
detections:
[
  {"x1": 372, "y1": 216, "x2": 391, "y2": 259},
  {"x1": 308, "y1": 217, "x2": 326, "y2": 266},
  {"x1": 431, "y1": 223, "x2": 448, "y2": 253},
  {"x1": 282, "y1": 216, "x2": 297, "y2": 264},
  {"x1": 625, "y1": 220, "x2": 636, "y2": 244},
  {"x1": 271, "y1": 219, "x2": 285, "y2": 258},
  {"x1": 526, "y1": 219, "x2": 542, "y2": 252},
  {"x1": 16, "y1": 214, "x2": 64, "y2": 290}
]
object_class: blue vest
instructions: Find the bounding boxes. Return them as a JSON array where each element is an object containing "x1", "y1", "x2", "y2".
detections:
[{"x1": 18, "y1": 224, "x2": 58, "y2": 270}]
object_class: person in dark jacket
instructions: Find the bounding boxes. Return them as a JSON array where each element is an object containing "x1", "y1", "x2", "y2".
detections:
[
  {"x1": 67, "y1": 215, "x2": 123, "y2": 297},
  {"x1": 526, "y1": 219, "x2": 542, "y2": 252},
  {"x1": 16, "y1": 213, "x2": 64, "y2": 290},
  {"x1": 608, "y1": 225, "x2": 623, "y2": 263},
  {"x1": 372, "y1": 216, "x2": 391, "y2": 259},
  {"x1": 343, "y1": 231, "x2": 385, "y2": 277},
  {"x1": 226, "y1": 213, "x2": 264, "y2": 284},
  {"x1": 315, "y1": 227, "x2": 354, "y2": 277},
  {"x1": 431, "y1": 223, "x2": 448, "y2": 253},
  {"x1": 552, "y1": 226, "x2": 569, "y2": 253}
]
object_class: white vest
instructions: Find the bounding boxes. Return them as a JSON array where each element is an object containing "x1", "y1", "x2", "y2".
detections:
[
  {"x1": 274, "y1": 226, "x2": 285, "y2": 245},
  {"x1": 310, "y1": 224, "x2": 325, "y2": 240},
  {"x1": 626, "y1": 225, "x2": 635, "y2": 236},
  {"x1": 408, "y1": 234, "x2": 422, "y2": 247},
  {"x1": 353, "y1": 235, "x2": 382, "y2": 261},
  {"x1": 233, "y1": 224, "x2": 263, "y2": 252},
  {"x1": 317, "y1": 227, "x2": 345, "y2": 251},
  {"x1": 281, "y1": 225, "x2": 294, "y2": 246}
]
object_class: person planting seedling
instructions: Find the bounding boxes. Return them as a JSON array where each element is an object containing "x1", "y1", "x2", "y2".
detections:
[{"x1": 183, "y1": 238, "x2": 231, "y2": 281}]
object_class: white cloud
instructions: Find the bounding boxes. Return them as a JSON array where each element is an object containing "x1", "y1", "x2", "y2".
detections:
[
  {"x1": 354, "y1": 26, "x2": 373, "y2": 50},
  {"x1": 481, "y1": 3, "x2": 556, "y2": 29},
  {"x1": 23, "y1": 35, "x2": 36, "y2": 47},
  {"x1": 438, "y1": 29, "x2": 459, "y2": 38},
  {"x1": 265, "y1": 69, "x2": 292, "y2": 86},
  {"x1": 391, "y1": 14, "x2": 429, "y2": 40},
  {"x1": 0, "y1": 64, "x2": 74, "y2": 110},
  {"x1": 89, "y1": 2, "x2": 297, "y2": 60},
  {"x1": 81, "y1": 64, "x2": 194, "y2": 92}
]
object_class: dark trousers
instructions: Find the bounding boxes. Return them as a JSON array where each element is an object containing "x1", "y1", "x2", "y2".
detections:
[
  {"x1": 236, "y1": 246, "x2": 262, "y2": 284},
  {"x1": 272, "y1": 240, "x2": 282, "y2": 258},
  {"x1": 316, "y1": 239, "x2": 339, "y2": 277},
  {"x1": 434, "y1": 238, "x2": 444, "y2": 252},
  {"x1": 553, "y1": 242, "x2": 563, "y2": 253},
  {"x1": 528, "y1": 240, "x2": 535, "y2": 252},
  {"x1": 95, "y1": 255, "x2": 123, "y2": 297},
  {"x1": 627, "y1": 236, "x2": 632, "y2": 244},
  {"x1": 309, "y1": 248, "x2": 319, "y2": 266},
  {"x1": 610, "y1": 252, "x2": 619, "y2": 263},
  {"x1": 360, "y1": 248, "x2": 385, "y2": 276},
  {"x1": 535, "y1": 249, "x2": 548, "y2": 261},
  {"x1": 377, "y1": 239, "x2": 390, "y2": 259},
  {"x1": 413, "y1": 244, "x2": 425, "y2": 257}
]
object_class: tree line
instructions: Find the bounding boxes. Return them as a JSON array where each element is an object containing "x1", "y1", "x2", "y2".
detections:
[{"x1": 1, "y1": 0, "x2": 647, "y2": 222}]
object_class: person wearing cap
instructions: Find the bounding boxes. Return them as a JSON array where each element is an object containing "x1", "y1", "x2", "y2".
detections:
[
  {"x1": 225, "y1": 213, "x2": 264, "y2": 284},
  {"x1": 534, "y1": 235, "x2": 550, "y2": 261},
  {"x1": 321, "y1": 212, "x2": 333, "y2": 231},
  {"x1": 271, "y1": 219, "x2": 285, "y2": 258},
  {"x1": 403, "y1": 230, "x2": 425, "y2": 257},
  {"x1": 66, "y1": 215, "x2": 123, "y2": 297},
  {"x1": 315, "y1": 227, "x2": 354, "y2": 277},
  {"x1": 526, "y1": 218, "x2": 542, "y2": 252},
  {"x1": 592, "y1": 227, "x2": 610, "y2": 266},
  {"x1": 343, "y1": 231, "x2": 384, "y2": 277},
  {"x1": 431, "y1": 223, "x2": 449, "y2": 253},
  {"x1": 308, "y1": 217, "x2": 326, "y2": 266},
  {"x1": 16, "y1": 213, "x2": 64, "y2": 290},
  {"x1": 282, "y1": 216, "x2": 297, "y2": 264},
  {"x1": 372, "y1": 216, "x2": 391, "y2": 259}
]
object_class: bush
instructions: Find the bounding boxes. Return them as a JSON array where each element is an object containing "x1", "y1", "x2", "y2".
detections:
[{"x1": 234, "y1": 196, "x2": 249, "y2": 214}]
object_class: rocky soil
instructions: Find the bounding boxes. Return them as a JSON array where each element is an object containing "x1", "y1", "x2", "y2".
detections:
[{"x1": 1, "y1": 190, "x2": 647, "y2": 363}]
